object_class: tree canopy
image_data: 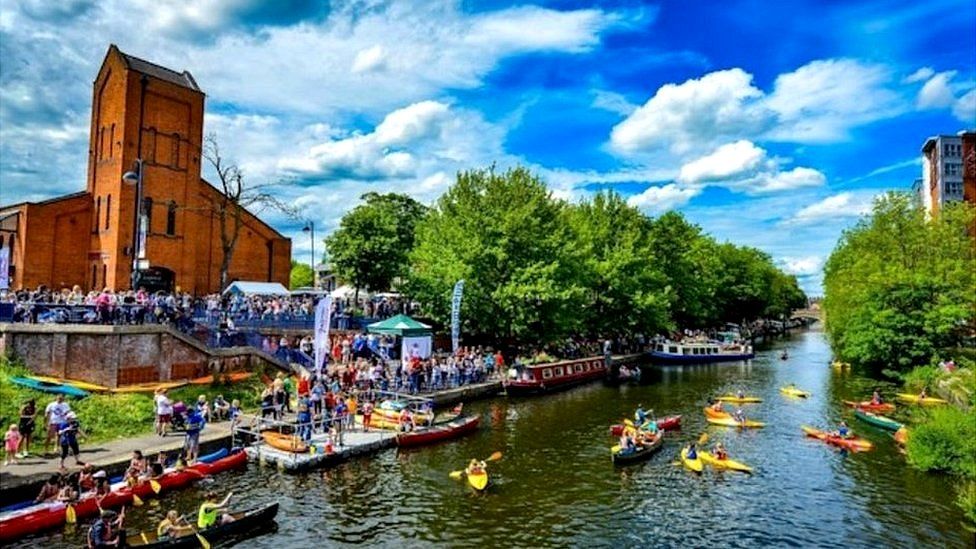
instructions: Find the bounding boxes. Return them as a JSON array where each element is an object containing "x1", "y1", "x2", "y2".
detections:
[
  {"x1": 289, "y1": 260, "x2": 313, "y2": 289},
  {"x1": 823, "y1": 192, "x2": 975, "y2": 372}
]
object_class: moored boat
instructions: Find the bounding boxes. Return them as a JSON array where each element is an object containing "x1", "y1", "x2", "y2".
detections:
[
  {"x1": 261, "y1": 431, "x2": 308, "y2": 453},
  {"x1": 503, "y1": 357, "x2": 607, "y2": 396},
  {"x1": 26, "y1": 375, "x2": 110, "y2": 393},
  {"x1": 853, "y1": 408, "x2": 903, "y2": 432},
  {"x1": 611, "y1": 433, "x2": 664, "y2": 465},
  {"x1": 112, "y1": 380, "x2": 190, "y2": 394},
  {"x1": 9, "y1": 376, "x2": 90, "y2": 399},
  {"x1": 396, "y1": 415, "x2": 480, "y2": 448},
  {"x1": 648, "y1": 341, "x2": 753, "y2": 365},
  {"x1": 608, "y1": 415, "x2": 681, "y2": 436},
  {"x1": 122, "y1": 502, "x2": 279, "y2": 547},
  {"x1": 895, "y1": 393, "x2": 948, "y2": 406},
  {"x1": 187, "y1": 372, "x2": 253, "y2": 385}
]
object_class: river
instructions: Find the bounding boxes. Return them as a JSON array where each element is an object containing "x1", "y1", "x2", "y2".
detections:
[{"x1": 22, "y1": 328, "x2": 974, "y2": 548}]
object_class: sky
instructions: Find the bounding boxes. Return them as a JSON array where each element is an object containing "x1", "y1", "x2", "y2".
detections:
[{"x1": 1, "y1": 0, "x2": 974, "y2": 295}]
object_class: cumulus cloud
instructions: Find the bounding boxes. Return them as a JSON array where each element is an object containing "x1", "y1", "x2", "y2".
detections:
[
  {"x1": 626, "y1": 184, "x2": 701, "y2": 214},
  {"x1": 904, "y1": 67, "x2": 935, "y2": 83},
  {"x1": 591, "y1": 90, "x2": 637, "y2": 116},
  {"x1": 783, "y1": 192, "x2": 875, "y2": 226},
  {"x1": 675, "y1": 140, "x2": 825, "y2": 195},
  {"x1": 779, "y1": 256, "x2": 823, "y2": 278},
  {"x1": 954, "y1": 89, "x2": 976, "y2": 122},
  {"x1": 917, "y1": 70, "x2": 959, "y2": 109}
]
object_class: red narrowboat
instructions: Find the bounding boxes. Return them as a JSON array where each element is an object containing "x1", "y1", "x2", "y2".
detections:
[
  {"x1": 503, "y1": 357, "x2": 608, "y2": 396},
  {"x1": 396, "y1": 414, "x2": 481, "y2": 448}
]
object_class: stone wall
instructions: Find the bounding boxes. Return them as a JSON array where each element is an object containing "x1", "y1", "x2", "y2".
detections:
[{"x1": 0, "y1": 323, "x2": 289, "y2": 387}]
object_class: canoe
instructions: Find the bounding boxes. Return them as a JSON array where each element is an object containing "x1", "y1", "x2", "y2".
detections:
[
  {"x1": 703, "y1": 407, "x2": 730, "y2": 419},
  {"x1": 715, "y1": 395, "x2": 762, "y2": 404},
  {"x1": 843, "y1": 400, "x2": 896, "y2": 413},
  {"x1": 780, "y1": 387, "x2": 811, "y2": 398},
  {"x1": 611, "y1": 434, "x2": 664, "y2": 465},
  {"x1": 397, "y1": 415, "x2": 480, "y2": 448},
  {"x1": 801, "y1": 426, "x2": 873, "y2": 452},
  {"x1": 113, "y1": 380, "x2": 190, "y2": 394},
  {"x1": 706, "y1": 416, "x2": 765, "y2": 428},
  {"x1": 26, "y1": 375, "x2": 110, "y2": 393},
  {"x1": 608, "y1": 415, "x2": 682, "y2": 436},
  {"x1": 0, "y1": 450, "x2": 247, "y2": 544},
  {"x1": 895, "y1": 393, "x2": 948, "y2": 406},
  {"x1": 853, "y1": 408, "x2": 903, "y2": 432},
  {"x1": 188, "y1": 372, "x2": 254, "y2": 385},
  {"x1": 467, "y1": 470, "x2": 489, "y2": 491},
  {"x1": 261, "y1": 431, "x2": 308, "y2": 453},
  {"x1": 123, "y1": 502, "x2": 278, "y2": 548},
  {"x1": 699, "y1": 451, "x2": 753, "y2": 473},
  {"x1": 9, "y1": 376, "x2": 90, "y2": 399},
  {"x1": 680, "y1": 447, "x2": 703, "y2": 473}
]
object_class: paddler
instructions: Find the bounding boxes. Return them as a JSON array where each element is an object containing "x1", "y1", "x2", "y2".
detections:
[
  {"x1": 157, "y1": 509, "x2": 189, "y2": 540},
  {"x1": 712, "y1": 442, "x2": 728, "y2": 460},
  {"x1": 399, "y1": 408, "x2": 415, "y2": 432},
  {"x1": 686, "y1": 443, "x2": 698, "y2": 460},
  {"x1": 736, "y1": 390, "x2": 746, "y2": 400},
  {"x1": 835, "y1": 421, "x2": 850, "y2": 439},
  {"x1": 642, "y1": 417, "x2": 659, "y2": 435},
  {"x1": 466, "y1": 458, "x2": 486, "y2": 475},
  {"x1": 87, "y1": 508, "x2": 123, "y2": 547},
  {"x1": 732, "y1": 408, "x2": 746, "y2": 424},
  {"x1": 918, "y1": 388, "x2": 928, "y2": 399},
  {"x1": 710, "y1": 400, "x2": 724, "y2": 412},
  {"x1": 870, "y1": 390, "x2": 882, "y2": 405},
  {"x1": 634, "y1": 404, "x2": 647, "y2": 425},
  {"x1": 198, "y1": 491, "x2": 235, "y2": 529},
  {"x1": 35, "y1": 474, "x2": 61, "y2": 503}
]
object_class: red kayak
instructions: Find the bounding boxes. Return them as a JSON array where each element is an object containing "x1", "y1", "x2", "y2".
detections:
[
  {"x1": 609, "y1": 415, "x2": 682, "y2": 436},
  {"x1": 396, "y1": 415, "x2": 480, "y2": 448},
  {"x1": 801, "y1": 426, "x2": 873, "y2": 452},
  {"x1": 0, "y1": 450, "x2": 247, "y2": 543},
  {"x1": 843, "y1": 400, "x2": 895, "y2": 413}
]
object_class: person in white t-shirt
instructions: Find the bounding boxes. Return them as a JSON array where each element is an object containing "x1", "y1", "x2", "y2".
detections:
[
  {"x1": 154, "y1": 388, "x2": 173, "y2": 437},
  {"x1": 44, "y1": 395, "x2": 71, "y2": 454}
]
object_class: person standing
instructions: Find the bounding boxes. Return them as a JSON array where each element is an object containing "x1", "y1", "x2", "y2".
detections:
[
  {"x1": 57, "y1": 411, "x2": 86, "y2": 471},
  {"x1": 4, "y1": 424, "x2": 22, "y2": 465},
  {"x1": 44, "y1": 395, "x2": 71, "y2": 456},
  {"x1": 154, "y1": 388, "x2": 173, "y2": 437},
  {"x1": 17, "y1": 399, "x2": 36, "y2": 457},
  {"x1": 183, "y1": 407, "x2": 205, "y2": 463}
]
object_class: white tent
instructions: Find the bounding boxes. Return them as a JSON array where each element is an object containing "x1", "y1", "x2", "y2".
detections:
[
  {"x1": 222, "y1": 281, "x2": 290, "y2": 296},
  {"x1": 330, "y1": 285, "x2": 370, "y2": 299}
]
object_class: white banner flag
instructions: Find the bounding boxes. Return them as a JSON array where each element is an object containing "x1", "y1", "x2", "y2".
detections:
[
  {"x1": 0, "y1": 246, "x2": 9, "y2": 290},
  {"x1": 313, "y1": 295, "x2": 332, "y2": 376},
  {"x1": 451, "y1": 280, "x2": 464, "y2": 353}
]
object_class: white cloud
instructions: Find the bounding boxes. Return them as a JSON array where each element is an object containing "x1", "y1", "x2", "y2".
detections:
[
  {"x1": 747, "y1": 167, "x2": 825, "y2": 194},
  {"x1": 591, "y1": 89, "x2": 637, "y2": 116},
  {"x1": 779, "y1": 256, "x2": 823, "y2": 277},
  {"x1": 904, "y1": 67, "x2": 935, "y2": 83},
  {"x1": 952, "y1": 89, "x2": 976, "y2": 122},
  {"x1": 465, "y1": 6, "x2": 612, "y2": 53},
  {"x1": 783, "y1": 192, "x2": 874, "y2": 226},
  {"x1": 677, "y1": 140, "x2": 765, "y2": 184},
  {"x1": 917, "y1": 70, "x2": 958, "y2": 109},
  {"x1": 626, "y1": 184, "x2": 701, "y2": 214},
  {"x1": 351, "y1": 45, "x2": 388, "y2": 74}
]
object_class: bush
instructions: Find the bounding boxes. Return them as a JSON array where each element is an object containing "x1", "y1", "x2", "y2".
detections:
[
  {"x1": 959, "y1": 482, "x2": 976, "y2": 525},
  {"x1": 906, "y1": 406, "x2": 976, "y2": 478}
]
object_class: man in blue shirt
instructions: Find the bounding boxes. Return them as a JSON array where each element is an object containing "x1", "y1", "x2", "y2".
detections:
[{"x1": 183, "y1": 409, "x2": 205, "y2": 463}]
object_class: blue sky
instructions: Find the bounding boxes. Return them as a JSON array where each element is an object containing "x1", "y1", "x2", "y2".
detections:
[{"x1": 1, "y1": 0, "x2": 974, "y2": 294}]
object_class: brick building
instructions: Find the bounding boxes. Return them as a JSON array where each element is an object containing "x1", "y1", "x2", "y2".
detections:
[{"x1": 0, "y1": 45, "x2": 291, "y2": 295}]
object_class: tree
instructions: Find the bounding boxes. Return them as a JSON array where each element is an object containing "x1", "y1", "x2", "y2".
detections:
[
  {"x1": 406, "y1": 166, "x2": 585, "y2": 345},
  {"x1": 290, "y1": 260, "x2": 314, "y2": 289},
  {"x1": 647, "y1": 212, "x2": 721, "y2": 328},
  {"x1": 202, "y1": 134, "x2": 300, "y2": 290},
  {"x1": 324, "y1": 192, "x2": 427, "y2": 298}
]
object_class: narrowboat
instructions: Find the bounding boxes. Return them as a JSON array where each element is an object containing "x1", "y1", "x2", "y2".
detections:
[
  {"x1": 647, "y1": 340, "x2": 754, "y2": 364},
  {"x1": 503, "y1": 357, "x2": 607, "y2": 396},
  {"x1": 396, "y1": 414, "x2": 480, "y2": 448}
]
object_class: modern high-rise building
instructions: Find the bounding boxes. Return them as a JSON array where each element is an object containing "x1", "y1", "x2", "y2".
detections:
[{"x1": 918, "y1": 131, "x2": 976, "y2": 215}]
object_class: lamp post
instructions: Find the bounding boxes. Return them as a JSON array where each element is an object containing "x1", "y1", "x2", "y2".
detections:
[
  {"x1": 302, "y1": 221, "x2": 315, "y2": 288},
  {"x1": 122, "y1": 159, "x2": 145, "y2": 290}
]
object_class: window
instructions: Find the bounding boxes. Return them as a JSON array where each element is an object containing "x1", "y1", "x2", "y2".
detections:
[
  {"x1": 554, "y1": 367, "x2": 564, "y2": 377},
  {"x1": 94, "y1": 197, "x2": 101, "y2": 233},
  {"x1": 668, "y1": 346, "x2": 678, "y2": 354},
  {"x1": 145, "y1": 128, "x2": 156, "y2": 163},
  {"x1": 109, "y1": 124, "x2": 115, "y2": 158},
  {"x1": 542, "y1": 368, "x2": 553, "y2": 379},
  {"x1": 101, "y1": 264, "x2": 107, "y2": 290},
  {"x1": 98, "y1": 127, "x2": 105, "y2": 160},
  {"x1": 171, "y1": 133, "x2": 180, "y2": 168},
  {"x1": 143, "y1": 197, "x2": 153, "y2": 233},
  {"x1": 166, "y1": 201, "x2": 177, "y2": 235},
  {"x1": 945, "y1": 163, "x2": 960, "y2": 176},
  {"x1": 105, "y1": 194, "x2": 111, "y2": 230},
  {"x1": 91, "y1": 264, "x2": 97, "y2": 289},
  {"x1": 574, "y1": 364, "x2": 583, "y2": 373}
]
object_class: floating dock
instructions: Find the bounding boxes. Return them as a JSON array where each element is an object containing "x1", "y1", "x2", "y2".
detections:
[{"x1": 243, "y1": 428, "x2": 398, "y2": 473}]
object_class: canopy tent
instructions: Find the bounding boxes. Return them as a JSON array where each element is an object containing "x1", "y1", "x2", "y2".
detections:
[
  {"x1": 330, "y1": 285, "x2": 371, "y2": 300},
  {"x1": 367, "y1": 314, "x2": 432, "y2": 337},
  {"x1": 222, "y1": 281, "x2": 290, "y2": 296}
]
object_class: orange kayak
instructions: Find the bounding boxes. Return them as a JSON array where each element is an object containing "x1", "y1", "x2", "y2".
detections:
[
  {"x1": 703, "y1": 407, "x2": 730, "y2": 419},
  {"x1": 802, "y1": 426, "x2": 873, "y2": 452},
  {"x1": 261, "y1": 431, "x2": 308, "y2": 453},
  {"x1": 189, "y1": 372, "x2": 253, "y2": 385}
]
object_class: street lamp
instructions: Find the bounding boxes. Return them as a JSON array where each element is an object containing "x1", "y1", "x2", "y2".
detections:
[
  {"x1": 302, "y1": 221, "x2": 315, "y2": 288},
  {"x1": 122, "y1": 159, "x2": 145, "y2": 290}
]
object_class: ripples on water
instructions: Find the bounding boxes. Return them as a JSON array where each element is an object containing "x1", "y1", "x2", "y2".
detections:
[{"x1": 17, "y1": 330, "x2": 975, "y2": 548}]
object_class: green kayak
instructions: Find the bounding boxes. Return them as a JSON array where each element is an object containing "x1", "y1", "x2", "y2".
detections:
[{"x1": 853, "y1": 408, "x2": 903, "y2": 432}]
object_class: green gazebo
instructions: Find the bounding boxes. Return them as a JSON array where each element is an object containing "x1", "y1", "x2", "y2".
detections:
[{"x1": 366, "y1": 314, "x2": 433, "y2": 337}]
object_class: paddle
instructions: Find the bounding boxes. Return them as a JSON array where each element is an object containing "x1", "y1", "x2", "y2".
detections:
[
  {"x1": 150, "y1": 479, "x2": 162, "y2": 494},
  {"x1": 186, "y1": 524, "x2": 212, "y2": 549},
  {"x1": 65, "y1": 503, "x2": 77, "y2": 524},
  {"x1": 132, "y1": 492, "x2": 144, "y2": 507},
  {"x1": 449, "y1": 451, "x2": 503, "y2": 478}
]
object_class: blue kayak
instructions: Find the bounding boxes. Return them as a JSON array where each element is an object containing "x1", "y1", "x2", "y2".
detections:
[{"x1": 9, "y1": 376, "x2": 90, "y2": 399}]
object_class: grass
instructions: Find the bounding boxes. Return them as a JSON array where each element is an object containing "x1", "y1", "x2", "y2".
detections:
[{"x1": 0, "y1": 355, "x2": 268, "y2": 449}]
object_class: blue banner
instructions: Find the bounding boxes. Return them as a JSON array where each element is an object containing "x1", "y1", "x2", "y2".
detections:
[{"x1": 451, "y1": 280, "x2": 464, "y2": 353}]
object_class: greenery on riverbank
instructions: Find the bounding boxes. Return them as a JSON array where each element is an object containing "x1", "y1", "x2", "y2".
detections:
[
  {"x1": 0, "y1": 356, "x2": 265, "y2": 447},
  {"x1": 325, "y1": 167, "x2": 806, "y2": 344}
]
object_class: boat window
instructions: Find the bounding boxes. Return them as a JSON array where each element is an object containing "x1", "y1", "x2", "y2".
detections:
[
  {"x1": 683, "y1": 347, "x2": 691, "y2": 355},
  {"x1": 554, "y1": 367, "x2": 564, "y2": 376},
  {"x1": 656, "y1": 344, "x2": 664, "y2": 352},
  {"x1": 669, "y1": 346, "x2": 678, "y2": 354},
  {"x1": 542, "y1": 368, "x2": 553, "y2": 379},
  {"x1": 575, "y1": 364, "x2": 583, "y2": 373}
]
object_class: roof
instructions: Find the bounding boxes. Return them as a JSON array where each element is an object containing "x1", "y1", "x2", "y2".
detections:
[
  {"x1": 367, "y1": 314, "x2": 432, "y2": 336},
  {"x1": 0, "y1": 191, "x2": 90, "y2": 213},
  {"x1": 222, "y1": 281, "x2": 290, "y2": 296},
  {"x1": 111, "y1": 44, "x2": 201, "y2": 92}
]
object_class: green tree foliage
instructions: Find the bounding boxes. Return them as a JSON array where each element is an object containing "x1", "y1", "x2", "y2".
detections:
[
  {"x1": 289, "y1": 260, "x2": 314, "y2": 289},
  {"x1": 823, "y1": 193, "x2": 976, "y2": 372},
  {"x1": 906, "y1": 406, "x2": 976, "y2": 478},
  {"x1": 325, "y1": 192, "x2": 428, "y2": 295}
]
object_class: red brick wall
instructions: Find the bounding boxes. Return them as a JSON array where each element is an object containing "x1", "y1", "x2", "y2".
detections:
[{"x1": 7, "y1": 194, "x2": 92, "y2": 291}]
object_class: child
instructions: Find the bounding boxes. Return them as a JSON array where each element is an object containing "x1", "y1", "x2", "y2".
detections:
[
  {"x1": 229, "y1": 399, "x2": 242, "y2": 429},
  {"x1": 4, "y1": 424, "x2": 22, "y2": 465}
]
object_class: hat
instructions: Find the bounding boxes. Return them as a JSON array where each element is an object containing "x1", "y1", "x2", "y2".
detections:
[{"x1": 93, "y1": 471, "x2": 107, "y2": 479}]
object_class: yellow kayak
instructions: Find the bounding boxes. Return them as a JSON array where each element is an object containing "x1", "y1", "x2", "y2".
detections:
[
  {"x1": 699, "y1": 451, "x2": 753, "y2": 473},
  {"x1": 780, "y1": 387, "x2": 811, "y2": 398},
  {"x1": 467, "y1": 469, "x2": 488, "y2": 491},
  {"x1": 895, "y1": 393, "x2": 947, "y2": 406},
  {"x1": 715, "y1": 395, "x2": 762, "y2": 403},
  {"x1": 680, "y1": 447, "x2": 703, "y2": 473},
  {"x1": 706, "y1": 416, "x2": 765, "y2": 428},
  {"x1": 112, "y1": 380, "x2": 189, "y2": 393},
  {"x1": 27, "y1": 375, "x2": 111, "y2": 393}
]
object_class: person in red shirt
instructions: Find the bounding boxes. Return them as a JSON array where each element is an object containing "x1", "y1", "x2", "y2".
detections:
[{"x1": 297, "y1": 374, "x2": 310, "y2": 398}]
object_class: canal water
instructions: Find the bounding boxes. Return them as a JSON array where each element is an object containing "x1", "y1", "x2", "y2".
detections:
[{"x1": 24, "y1": 328, "x2": 974, "y2": 548}]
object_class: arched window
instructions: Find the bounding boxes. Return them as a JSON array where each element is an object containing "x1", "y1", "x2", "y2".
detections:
[
  {"x1": 94, "y1": 197, "x2": 101, "y2": 233},
  {"x1": 166, "y1": 201, "x2": 177, "y2": 235},
  {"x1": 105, "y1": 194, "x2": 111, "y2": 230},
  {"x1": 143, "y1": 197, "x2": 153, "y2": 233}
]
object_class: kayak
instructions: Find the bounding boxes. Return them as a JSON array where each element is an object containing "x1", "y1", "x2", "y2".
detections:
[
  {"x1": 715, "y1": 395, "x2": 762, "y2": 404},
  {"x1": 9, "y1": 376, "x2": 90, "y2": 399},
  {"x1": 26, "y1": 375, "x2": 110, "y2": 393},
  {"x1": 831, "y1": 361, "x2": 850, "y2": 369},
  {"x1": 699, "y1": 451, "x2": 753, "y2": 473},
  {"x1": 124, "y1": 502, "x2": 278, "y2": 548},
  {"x1": 895, "y1": 393, "x2": 948, "y2": 406},
  {"x1": 261, "y1": 431, "x2": 309, "y2": 453},
  {"x1": 703, "y1": 407, "x2": 730, "y2": 419},
  {"x1": 893, "y1": 426, "x2": 909, "y2": 447},
  {"x1": 611, "y1": 433, "x2": 664, "y2": 466},
  {"x1": 188, "y1": 372, "x2": 253, "y2": 385},
  {"x1": 801, "y1": 426, "x2": 873, "y2": 452},
  {"x1": 608, "y1": 415, "x2": 682, "y2": 436},
  {"x1": 853, "y1": 408, "x2": 903, "y2": 432},
  {"x1": 680, "y1": 447, "x2": 703, "y2": 473},
  {"x1": 843, "y1": 400, "x2": 896, "y2": 413},
  {"x1": 396, "y1": 415, "x2": 480, "y2": 448},
  {"x1": 112, "y1": 380, "x2": 190, "y2": 393},
  {"x1": 0, "y1": 450, "x2": 247, "y2": 543},
  {"x1": 706, "y1": 416, "x2": 765, "y2": 428},
  {"x1": 467, "y1": 470, "x2": 489, "y2": 491},
  {"x1": 780, "y1": 387, "x2": 811, "y2": 398}
]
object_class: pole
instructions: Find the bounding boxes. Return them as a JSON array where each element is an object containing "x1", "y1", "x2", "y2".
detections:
[
  {"x1": 130, "y1": 158, "x2": 144, "y2": 291},
  {"x1": 309, "y1": 221, "x2": 315, "y2": 288}
]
